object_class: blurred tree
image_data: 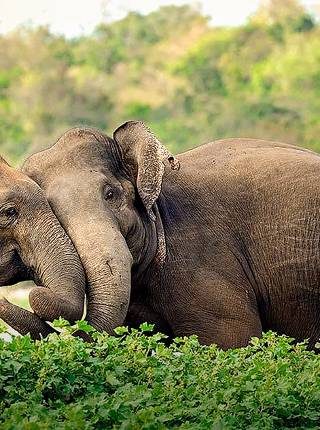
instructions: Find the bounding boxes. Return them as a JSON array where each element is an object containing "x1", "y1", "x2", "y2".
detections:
[
  {"x1": 253, "y1": 0, "x2": 315, "y2": 32},
  {"x1": 0, "y1": 3, "x2": 319, "y2": 165}
]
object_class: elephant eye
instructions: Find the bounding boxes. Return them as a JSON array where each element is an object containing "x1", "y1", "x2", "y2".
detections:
[
  {"x1": 4, "y1": 207, "x2": 18, "y2": 218},
  {"x1": 104, "y1": 189, "x2": 114, "y2": 200},
  {"x1": 0, "y1": 206, "x2": 18, "y2": 228}
]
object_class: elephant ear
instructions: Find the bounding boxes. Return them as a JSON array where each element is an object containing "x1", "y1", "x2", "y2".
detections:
[{"x1": 113, "y1": 121, "x2": 180, "y2": 219}]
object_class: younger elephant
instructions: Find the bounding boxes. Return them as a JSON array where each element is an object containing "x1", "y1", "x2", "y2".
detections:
[
  {"x1": 22, "y1": 121, "x2": 320, "y2": 348},
  {"x1": 0, "y1": 156, "x2": 85, "y2": 339}
]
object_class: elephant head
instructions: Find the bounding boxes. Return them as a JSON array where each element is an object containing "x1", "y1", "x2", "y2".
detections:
[
  {"x1": 0, "y1": 156, "x2": 85, "y2": 339},
  {"x1": 22, "y1": 121, "x2": 179, "y2": 333}
]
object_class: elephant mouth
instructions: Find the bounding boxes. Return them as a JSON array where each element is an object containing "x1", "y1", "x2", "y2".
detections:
[
  {"x1": 31, "y1": 271, "x2": 42, "y2": 286},
  {"x1": 0, "y1": 250, "x2": 31, "y2": 287}
]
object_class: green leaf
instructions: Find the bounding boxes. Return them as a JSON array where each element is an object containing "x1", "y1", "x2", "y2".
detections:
[
  {"x1": 114, "y1": 326, "x2": 129, "y2": 335},
  {"x1": 139, "y1": 322, "x2": 155, "y2": 332},
  {"x1": 75, "y1": 320, "x2": 96, "y2": 333}
]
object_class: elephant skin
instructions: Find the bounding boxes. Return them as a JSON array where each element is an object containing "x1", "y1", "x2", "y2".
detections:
[
  {"x1": 22, "y1": 121, "x2": 320, "y2": 349},
  {"x1": 0, "y1": 156, "x2": 85, "y2": 339}
]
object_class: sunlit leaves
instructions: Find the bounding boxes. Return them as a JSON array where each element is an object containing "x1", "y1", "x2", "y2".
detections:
[{"x1": 0, "y1": 325, "x2": 320, "y2": 429}]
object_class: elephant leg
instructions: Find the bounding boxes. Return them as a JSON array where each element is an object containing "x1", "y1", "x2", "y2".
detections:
[
  {"x1": 0, "y1": 298, "x2": 57, "y2": 340},
  {"x1": 171, "y1": 278, "x2": 262, "y2": 349},
  {"x1": 265, "y1": 296, "x2": 320, "y2": 350},
  {"x1": 174, "y1": 309, "x2": 262, "y2": 350},
  {"x1": 204, "y1": 313, "x2": 262, "y2": 349}
]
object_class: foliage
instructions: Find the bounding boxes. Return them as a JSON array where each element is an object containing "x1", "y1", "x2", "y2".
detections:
[
  {"x1": 0, "y1": 1, "x2": 320, "y2": 165},
  {"x1": 0, "y1": 320, "x2": 320, "y2": 429}
]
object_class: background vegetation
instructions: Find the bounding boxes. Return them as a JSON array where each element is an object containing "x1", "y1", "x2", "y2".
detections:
[
  {"x1": 1, "y1": 0, "x2": 320, "y2": 166},
  {"x1": 1, "y1": 322, "x2": 320, "y2": 430}
]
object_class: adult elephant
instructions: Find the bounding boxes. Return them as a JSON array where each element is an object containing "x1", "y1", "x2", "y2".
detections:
[
  {"x1": 22, "y1": 121, "x2": 320, "y2": 349},
  {"x1": 0, "y1": 156, "x2": 85, "y2": 339}
]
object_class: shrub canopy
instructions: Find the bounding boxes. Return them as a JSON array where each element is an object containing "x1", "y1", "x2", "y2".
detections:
[{"x1": 1, "y1": 321, "x2": 320, "y2": 429}]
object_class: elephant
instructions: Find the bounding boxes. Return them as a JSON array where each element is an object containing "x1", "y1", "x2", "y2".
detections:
[
  {"x1": 0, "y1": 155, "x2": 85, "y2": 339},
  {"x1": 21, "y1": 120, "x2": 320, "y2": 349}
]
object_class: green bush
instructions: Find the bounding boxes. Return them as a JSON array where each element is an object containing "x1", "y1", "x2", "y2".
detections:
[{"x1": 0, "y1": 321, "x2": 320, "y2": 429}]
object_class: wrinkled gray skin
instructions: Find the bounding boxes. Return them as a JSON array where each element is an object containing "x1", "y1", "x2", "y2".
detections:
[
  {"x1": 0, "y1": 157, "x2": 85, "y2": 339},
  {"x1": 22, "y1": 121, "x2": 320, "y2": 349}
]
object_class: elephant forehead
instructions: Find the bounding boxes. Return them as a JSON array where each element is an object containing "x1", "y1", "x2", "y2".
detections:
[
  {"x1": 46, "y1": 171, "x2": 106, "y2": 196},
  {"x1": 0, "y1": 163, "x2": 36, "y2": 189},
  {"x1": 29, "y1": 141, "x2": 108, "y2": 169},
  {"x1": 55, "y1": 127, "x2": 116, "y2": 163},
  {"x1": 23, "y1": 136, "x2": 117, "y2": 186},
  {"x1": 59, "y1": 127, "x2": 108, "y2": 145},
  {"x1": 0, "y1": 165, "x2": 44, "y2": 207}
]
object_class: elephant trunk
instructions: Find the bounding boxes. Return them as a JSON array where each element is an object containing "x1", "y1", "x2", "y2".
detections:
[
  {"x1": 65, "y1": 216, "x2": 132, "y2": 333},
  {"x1": 22, "y1": 202, "x2": 86, "y2": 323}
]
